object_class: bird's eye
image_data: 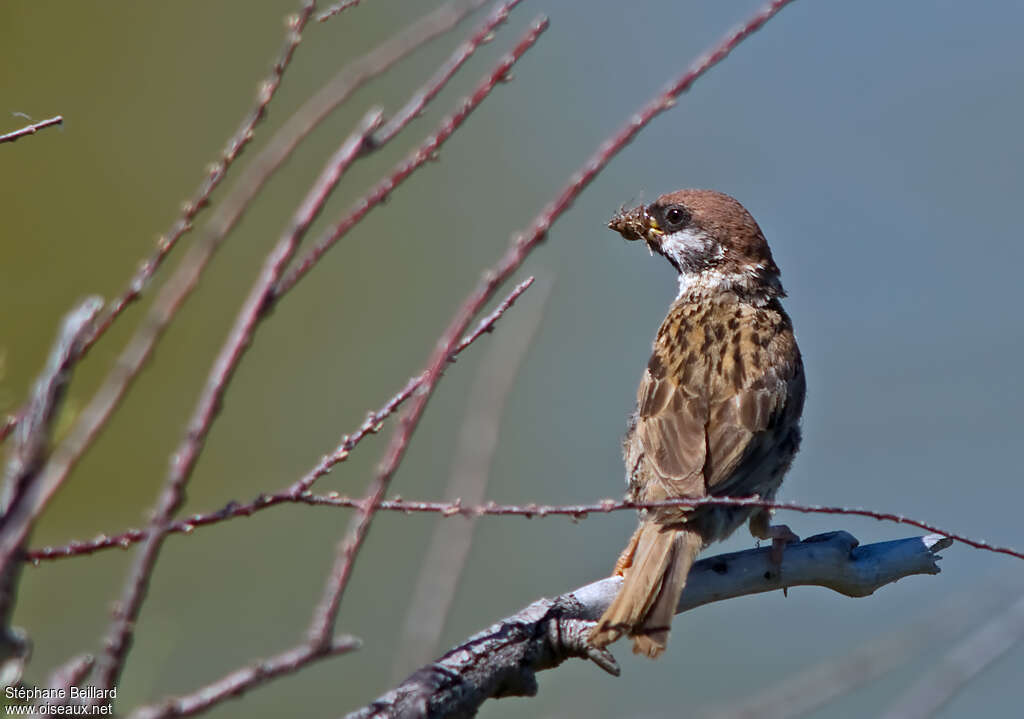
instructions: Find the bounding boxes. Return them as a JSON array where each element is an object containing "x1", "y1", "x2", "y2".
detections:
[{"x1": 664, "y1": 205, "x2": 689, "y2": 228}]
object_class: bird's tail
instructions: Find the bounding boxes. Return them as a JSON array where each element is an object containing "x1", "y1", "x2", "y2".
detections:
[{"x1": 589, "y1": 523, "x2": 702, "y2": 658}]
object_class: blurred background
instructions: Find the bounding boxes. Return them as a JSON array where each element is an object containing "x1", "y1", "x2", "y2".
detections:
[{"x1": 2, "y1": 1, "x2": 1023, "y2": 717}]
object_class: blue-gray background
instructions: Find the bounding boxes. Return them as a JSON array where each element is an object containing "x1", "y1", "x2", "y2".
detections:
[{"x1": 2, "y1": 1, "x2": 1022, "y2": 717}]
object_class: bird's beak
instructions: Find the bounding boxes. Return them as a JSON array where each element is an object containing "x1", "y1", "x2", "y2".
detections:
[{"x1": 608, "y1": 205, "x2": 663, "y2": 254}]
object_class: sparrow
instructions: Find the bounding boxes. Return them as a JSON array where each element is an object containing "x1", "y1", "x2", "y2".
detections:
[{"x1": 589, "y1": 189, "x2": 805, "y2": 658}]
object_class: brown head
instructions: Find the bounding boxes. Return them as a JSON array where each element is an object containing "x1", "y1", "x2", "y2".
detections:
[{"x1": 609, "y1": 189, "x2": 784, "y2": 300}]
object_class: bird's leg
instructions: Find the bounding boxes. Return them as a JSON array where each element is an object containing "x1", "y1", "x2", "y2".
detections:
[
  {"x1": 612, "y1": 525, "x2": 644, "y2": 576},
  {"x1": 749, "y1": 509, "x2": 799, "y2": 564}
]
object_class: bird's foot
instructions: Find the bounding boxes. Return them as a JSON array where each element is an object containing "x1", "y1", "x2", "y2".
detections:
[
  {"x1": 611, "y1": 525, "x2": 643, "y2": 576},
  {"x1": 765, "y1": 523, "x2": 800, "y2": 564}
]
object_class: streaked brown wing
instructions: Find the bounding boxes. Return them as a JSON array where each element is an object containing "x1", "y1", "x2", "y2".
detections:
[
  {"x1": 703, "y1": 317, "x2": 802, "y2": 494},
  {"x1": 633, "y1": 346, "x2": 708, "y2": 498},
  {"x1": 704, "y1": 381, "x2": 784, "y2": 494}
]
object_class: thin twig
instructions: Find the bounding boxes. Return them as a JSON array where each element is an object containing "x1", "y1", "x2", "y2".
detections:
[
  {"x1": 0, "y1": 417, "x2": 14, "y2": 446},
  {"x1": 28, "y1": 493, "x2": 1024, "y2": 566},
  {"x1": 86, "y1": 110, "x2": 385, "y2": 695},
  {"x1": 317, "y1": 0, "x2": 364, "y2": 23},
  {"x1": 25, "y1": 279, "x2": 536, "y2": 564},
  {"x1": 44, "y1": 654, "x2": 94, "y2": 696},
  {"x1": 0, "y1": 115, "x2": 63, "y2": 144},
  {"x1": 392, "y1": 278, "x2": 551, "y2": 679},
  {"x1": 304, "y1": 18, "x2": 549, "y2": 648},
  {"x1": 127, "y1": 635, "x2": 361, "y2": 719},
  {"x1": 372, "y1": 0, "x2": 524, "y2": 147}
]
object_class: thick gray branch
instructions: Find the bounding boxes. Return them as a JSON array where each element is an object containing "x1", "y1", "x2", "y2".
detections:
[
  {"x1": 348, "y1": 531, "x2": 952, "y2": 719},
  {"x1": 0, "y1": 297, "x2": 103, "y2": 687}
]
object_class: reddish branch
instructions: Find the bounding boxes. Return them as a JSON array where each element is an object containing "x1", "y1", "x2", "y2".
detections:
[
  {"x1": 317, "y1": 0, "x2": 364, "y2": 23},
  {"x1": 372, "y1": 0, "x2": 524, "y2": 147},
  {"x1": 393, "y1": 278, "x2": 552, "y2": 677},
  {"x1": 0, "y1": 115, "x2": 63, "y2": 144},
  {"x1": 127, "y1": 636, "x2": 360, "y2": 719},
  {"x1": 304, "y1": 18, "x2": 550, "y2": 646},
  {"x1": 0, "y1": 417, "x2": 14, "y2": 446},
  {"x1": 28, "y1": 495, "x2": 1024, "y2": 565}
]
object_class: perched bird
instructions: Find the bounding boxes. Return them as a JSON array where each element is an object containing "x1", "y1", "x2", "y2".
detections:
[{"x1": 589, "y1": 189, "x2": 805, "y2": 658}]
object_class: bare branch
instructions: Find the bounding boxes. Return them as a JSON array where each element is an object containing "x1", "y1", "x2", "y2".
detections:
[
  {"x1": 127, "y1": 635, "x2": 360, "y2": 719},
  {"x1": 44, "y1": 654, "x2": 94, "y2": 697},
  {"x1": 0, "y1": 297, "x2": 102, "y2": 686},
  {"x1": 371, "y1": 0, "x2": 524, "y2": 148},
  {"x1": 1, "y1": 297, "x2": 104, "y2": 511},
  {"x1": 393, "y1": 278, "x2": 552, "y2": 679},
  {"x1": 0, "y1": 115, "x2": 63, "y2": 145},
  {"x1": 306, "y1": 495, "x2": 1019, "y2": 562},
  {"x1": 304, "y1": 19, "x2": 549, "y2": 647},
  {"x1": 348, "y1": 533, "x2": 952, "y2": 718},
  {"x1": 317, "y1": 0, "x2": 364, "y2": 23},
  {"x1": 29, "y1": 490, "x2": 1024, "y2": 567}
]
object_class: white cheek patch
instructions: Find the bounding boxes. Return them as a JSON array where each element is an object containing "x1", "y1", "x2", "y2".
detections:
[{"x1": 660, "y1": 228, "x2": 720, "y2": 269}]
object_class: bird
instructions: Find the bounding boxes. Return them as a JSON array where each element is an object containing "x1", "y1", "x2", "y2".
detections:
[{"x1": 589, "y1": 189, "x2": 806, "y2": 658}]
